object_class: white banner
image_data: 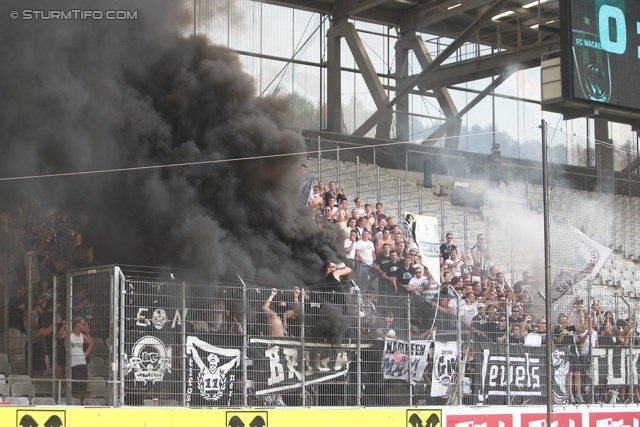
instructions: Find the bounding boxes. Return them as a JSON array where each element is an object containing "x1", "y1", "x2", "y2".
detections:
[
  {"x1": 381, "y1": 338, "x2": 431, "y2": 382},
  {"x1": 431, "y1": 341, "x2": 458, "y2": 397},
  {"x1": 550, "y1": 226, "x2": 613, "y2": 301},
  {"x1": 404, "y1": 213, "x2": 440, "y2": 276},
  {"x1": 185, "y1": 336, "x2": 241, "y2": 406}
]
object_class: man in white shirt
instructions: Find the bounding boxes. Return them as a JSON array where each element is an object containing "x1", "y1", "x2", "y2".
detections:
[
  {"x1": 355, "y1": 229, "x2": 376, "y2": 290},
  {"x1": 344, "y1": 230, "x2": 357, "y2": 261}
]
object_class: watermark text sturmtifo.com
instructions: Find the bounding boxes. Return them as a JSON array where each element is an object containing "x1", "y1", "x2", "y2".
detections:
[{"x1": 10, "y1": 10, "x2": 138, "y2": 20}]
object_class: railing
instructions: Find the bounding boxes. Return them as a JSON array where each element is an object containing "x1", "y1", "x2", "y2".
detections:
[{"x1": 4, "y1": 265, "x2": 640, "y2": 407}]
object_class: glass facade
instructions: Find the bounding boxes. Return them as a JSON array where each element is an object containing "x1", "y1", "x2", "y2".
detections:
[{"x1": 181, "y1": 0, "x2": 638, "y2": 164}]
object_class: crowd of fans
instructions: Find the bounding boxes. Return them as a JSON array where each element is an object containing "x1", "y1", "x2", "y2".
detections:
[
  {"x1": 1, "y1": 199, "x2": 95, "y2": 393},
  {"x1": 308, "y1": 175, "x2": 640, "y2": 405},
  {"x1": 1, "y1": 177, "x2": 639, "y2": 407}
]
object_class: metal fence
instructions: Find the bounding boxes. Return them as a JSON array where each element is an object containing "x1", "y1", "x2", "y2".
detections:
[
  {"x1": 4, "y1": 263, "x2": 640, "y2": 407},
  {"x1": 544, "y1": 121, "x2": 640, "y2": 407}
]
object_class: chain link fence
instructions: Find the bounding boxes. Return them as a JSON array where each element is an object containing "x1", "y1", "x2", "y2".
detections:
[{"x1": 545, "y1": 121, "x2": 640, "y2": 406}]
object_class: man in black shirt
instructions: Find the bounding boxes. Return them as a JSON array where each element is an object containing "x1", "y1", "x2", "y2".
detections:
[
  {"x1": 439, "y1": 232, "x2": 456, "y2": 262},
  {"x1": 8, "y1": 283, "x2": 28, "y2": 355},
  {"x1": 393, "y1": 257, "x2": 415, "y2": 294},
  {"x1": 470, "y1": 302, "x2": 491, "y2": 343}
]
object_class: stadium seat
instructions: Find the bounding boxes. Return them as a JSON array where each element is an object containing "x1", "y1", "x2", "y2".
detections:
[
  {"x1": 92, "y1": 338, "x2": 109, "y2": 359},
  {"x1": 5, "y1": 396, "x2": 30, "y2": 405},
  {"x1": 32, "y1": 397, "x2": 56, "y2": 405},
  {"x1": 11, "y1": 382, "x2": 35, "y2": 398},
  {"x1": 0, "y1": 353, "x2": 8, "y2": 363},
  {"x1": 10, "y1": 361, "x2": 26, "y2": 375},
  {"x1": 160, "y1": 399, "x2": 180, "y2": 406},
  {"x1": 89, "y1": 376, "x2": 108, "y2": 398},
  {"x1": 88, "y1": 357, "x2": 109, "y2": 378},
  {"x1": 83, "y1": 398, "x2": 106, "y2": 406},
  {"x1": 8, "y1": 374, "x2": 31, "y2": 390},
  {"x1": 32, "y1": 377, "x2": 53, "y2": 397},
  {"x1": 0, "y1": 360, "x2": 10, "y2": 375},
  {"x1": 0, "y1": 383, "x2": 8, "y2": 398}
]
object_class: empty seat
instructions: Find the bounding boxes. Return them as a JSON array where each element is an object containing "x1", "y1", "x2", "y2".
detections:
[
  {"x1": 5, "y1": 396, "x2": 30, "y2": 405},
  {"x1": 32, "y1": 377, "x2": 53, "y2": 397},
  {"x1": 32, "y1": 397, "x2": 56, "y2": 405},
  {"x1": 160, "y1": 399, "x2": 179, "y2": 406},
  {"x1": 92, "y1": 339, "x2": 108, "y2": 359},
  {"x1": 11, "y1": 382, "x2": 35, "y2": 398},
  {"x1": 0, "y1": 360, "x2": 11, "y2": 375},
  {"x1": 89, "y1": 376, "x2": 108, "y2": 398},
  {"x1": 88, "y1": 358, "x2": 109, "y2": 378},
  {"x1": 0, "y1": 353, "x2": 8, "y2": 363},
  {"x1": 8, "y1": 374, "x2": 31, "y2": 390},
  {"x1": 0, "y1": 383, "x2": 8, "y2": 397},
  {"x1": 11, "y1": 361, "x2": 27, "y2": 375},
  {"x1": 83, "y1": 398, "x2": 106, "y2": 406}
]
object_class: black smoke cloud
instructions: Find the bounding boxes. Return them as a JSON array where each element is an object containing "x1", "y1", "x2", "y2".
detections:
[{"x1": 0, "y1": 1, "x2": 343, "y2": 285}]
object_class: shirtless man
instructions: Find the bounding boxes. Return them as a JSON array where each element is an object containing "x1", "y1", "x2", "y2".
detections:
[
  {"x1": 375, "y1": 228, "x2": 396, "y2": 254},
  {"x1": 262, "y1": 288, "x2": 300, "y2": 337}
]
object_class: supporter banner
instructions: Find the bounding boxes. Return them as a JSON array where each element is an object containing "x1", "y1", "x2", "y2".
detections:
[
  {"x1": 300, "y1": 176, "x2": 314, "y2": 207},
  {"x1": 591, "y1": 347, "x2": 640, "y2": 386},
  {"x1": 185, "y1": 336, "x2": 241, "y2": 407},
  {"x1": 405, "y1": 212, "x2": 440, "y2": 276},
  {"x1": 125, "y1": 335, "x2": 172, "y2": 384},
  {"x1": 381, "y1": 338, "x2": 431, "y2": 382},
  {"x1": 248, "y1": 338, "x2": 351, "y2": 396},
  {"x1": 552, "y1": 347, "x2": 571, "y2": 404},
  {"x1": 479, "y1": 344, "x2": 545, "y2": 399},
  {"x1": 550, "y1": 226, "x2": 612, "y2": 301},
  {"x1": 431, "y1": 341, "x2": 458, "y2": 397},
  {"x1": 549, "y1": 346, "x2": 640, "y2": 404}
]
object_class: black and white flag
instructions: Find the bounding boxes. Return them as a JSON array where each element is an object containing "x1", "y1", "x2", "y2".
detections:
[
  {"x1": 248, "y1": 337, "x2": 352, "y2": 396},
  {"x1": 185, "y1": 336, "x2": 241, "y2": 407}
]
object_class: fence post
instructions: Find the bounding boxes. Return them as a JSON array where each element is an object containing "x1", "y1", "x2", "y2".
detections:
[
  {"x1": 118, "y1": 268, "x2": 125, "y2": 407},
  {"x1": 397, "y1": 177, "x2": 402, "y2": 220},
  {"x1": 65, "y1": 271, "x2": 73, "y2": 404},
  {"x1": 356, "y1": 156, "x2": 360, "y2": 198},
  {"x1": 418, "y1": 188, "x2": 423, "y2": 215},
  {"x1": 27, "y1": 254, "x2": 33, "y2": 377},
  {"x1": 440, "y1": 201, "x2": 445, "y2": 241},
  {"x1": 317, "y1": 136, "x2": 321, "y2": 181},
  {"x1": 377, "y1": 167, "x2": 381, "y2": 203},
  {"x1": 463, "y1": 212, "x2": 468, "y2": 252},
  {"x1": 237, "y1": 275, "x2": 249, "y2": 408},
  {"x1": 3, "y1": 236, "x2": 7, "y2": 358},
  {"x1": 355, "y1": 283, "x2": 362, "y2": 407},
  {"x1": 110, "y1": 267, "x2": 120, "y2": 406},
  {"x1": 52, "y1": 275, "x2": 58, "y2": 400},
  {"x1": 407, "y1": 294, "x2": 413, "y2": 406},
  {"x1": 301, "y1": 288, "x2": 307, "y2": 406},
  {"x1": 181, "y1": 280, "x2": 187, "y2": 407},
  {"x1": 337, "y1": 145, "x2": 340, "y2": 185}
]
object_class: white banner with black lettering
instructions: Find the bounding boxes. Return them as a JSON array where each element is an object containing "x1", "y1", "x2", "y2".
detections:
[
  {"x1": 381, "y1": 338, "x2": 431, "y2": 382},
  {"x1": 431, "y1": 341, "x2": 458, "y2": 397},
  {"x1": 478, "y1": 343, "x2": 545, "y2": 401},
  {"x1": 248, "y1": 337, "x2": 354, "y2": 396}
]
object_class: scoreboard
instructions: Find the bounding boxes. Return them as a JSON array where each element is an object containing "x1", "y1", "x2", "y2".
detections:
[{"x1": 560, "y1": 0, "x2": 640, "y2": 112}]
